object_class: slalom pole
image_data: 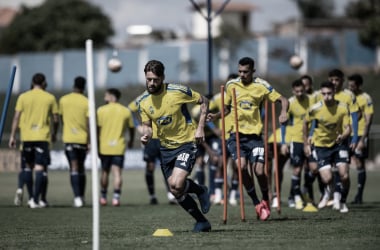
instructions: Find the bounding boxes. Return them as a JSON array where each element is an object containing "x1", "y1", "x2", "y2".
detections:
[
  {"x1": 263, "y1": 99, "x2": 271, "y2": 201},
  {"x1": 85, "y1": 39, "x2": 100, "y2": 250},
  {"x1": 271, "y1": 102, "x2": 281, "y2": 214},
  {"x1": 220, "y1": 86, "x2": 228, "y2": 224},
  {"x1": 0, "y1": 65, "x2": 17, "y2": 144},
  {"x1": 232, "y1": 88, "x2": 245, "y2": 222}
]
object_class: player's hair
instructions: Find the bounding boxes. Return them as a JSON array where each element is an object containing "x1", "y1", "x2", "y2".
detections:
[
  {"x1": 320, "y1": 81, "x2": 334, "y2": 90},
  {"x1": 328, "y1": 69, "x2": 344, "y2": 79},
  {"x1": 292, "y1": 79, "x2": 304, "y2": 88},
  {"x1": 300, "y1": 74, "x2": 313, "y2": 84},
  {"x1": 348, "y1": 73, "x2": 363, "y2": 86},
  {"x1": 144, "y1": 60, "x2": 165, "y2": 77},
  {"x1": 107, "y1": 88, "x2": 121, "y2": 100},
  {"x1": 32, "y1": 73, "x2": 46, "y2": 86},
  {"x1": 238, "y1": 57, "x2": 255, "y2": 70},
  {"x1": 74, "y1": 76, "x2": 86, "y2": 90}
]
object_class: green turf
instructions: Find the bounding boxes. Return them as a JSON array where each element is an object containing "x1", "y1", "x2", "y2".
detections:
[{"x1": 0, "y1": 168, "x2": 379, "y2": 250}]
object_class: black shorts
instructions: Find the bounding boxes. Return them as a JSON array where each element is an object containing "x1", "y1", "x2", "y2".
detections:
[
  {"x1": 290, "y1": 142, "x2": 307, "y2": 166},
  {"x1": 227, "y1": 133, "x2": 265, "y2": 164},
  {"x1": 64, "y1": 143, "x2": 87, "y2": 165},
  {"x1": 143, "y1": 138, "x2": 161, "y2": 163},
  {"x1": 99, "y1": 155, "x2": 124, "y2": 170},
  {"x1": 315, "y1": 144, "x2": 350, "y2": 170},
  {"x1": 22, "y1": 141, "x2": 50, "y2": 166},
  {"x1": 160, "y1": 142, "x2": 197, "y2": 179}
]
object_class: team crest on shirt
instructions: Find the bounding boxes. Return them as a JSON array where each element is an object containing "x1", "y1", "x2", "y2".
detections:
[
  {"x1": 157, "y1": 115, "x2": 172, "y2": 126},
  {"x1": 149, "y1": 106, "x2": 154, "y2": 114}
]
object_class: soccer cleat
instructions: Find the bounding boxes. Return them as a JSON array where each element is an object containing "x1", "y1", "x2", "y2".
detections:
[
  {"x1": 295, "y1": 195, "x2": 304, "y2": 210},
  {"x1": 193, "y1": 221, "x2": 211, "y2": 233},
  {"x1": 229, "y1": 198, "x2": 238, "y2": 206},
  {"x1": 318, "y1": 192, "x2": 330, "y2": 209},
  {"x1": 271, "y1": 196, "x2": 278, "y2": 208},
  {"x1": 256, "y1": 201, "x2": 270, "y2": 221},
  {"x1": 100, "y1": 197, "x2": 107, "y2": 206},
  {"x1": 74, "y1": 197, "x2": 84, "y2": 208},
  {"x1": 28, "y1": 199, "x2": 39, "y2": 209},
  {"x1": 38, "y1": 200, "x2": 48, "y2": 208},
  {"x1": 112, "y1": 198, "x2": 120, "y2": 207},
  {"x1": 340, "y1": 203, "x2": 349, "y2": 213},
  {"x1": 150, "y1": 197, "x2": 158, "y2": 205},
  {"x1": 302, "y1": 202, "x2": 318, "y2": 212},
  {"x1": 351, "y1": 195, "x2": 363, "y2": 205},
  {"x1": 212, "y1": 189, "x2": 222, "y2": 205},
  {"x1": 14, "y1": 189, "x2": 23, "y2": 206},
  {"x1": 197, "y1": 185, "x2": 211, "y2": 214}
]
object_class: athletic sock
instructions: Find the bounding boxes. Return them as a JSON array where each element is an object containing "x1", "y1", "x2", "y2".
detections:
[
  {"x1": 24, "y1": 168, "x2": 33, "y2": 200},
  {"x1": 208, "y1": 164, "x2": 217, "y2": 195},
  {"x1": 357, "y1": 169, "x2": 366, "y2": 199},
  {"x1": 247, "y1": 187, "x2": 260, "y2": 205},
  {"x1": 101, "y1": 188, "x2": 107, "y2": 199},
  {"x1": 185, "y1": 179, "x2": 203, "y2": 195},
  {"x1": 195, "y1": 167, "x2": 205, "y2": 185},
  {"x1": 34, "y1": 170, "x2": 44, "y2": 203},
  {"x1": 70, "y1": 171, "x2": 81, "y2": 197},
  {"x1": 41, "y1": 172, "x2": 48, "y2": 202},
  {"x1": 113, "y1": 189, "x2": 121, "y2": 199},
  {"x1": 304, "y1": 171, "x2": 316, "y2": 201},
  {"x1": 79, "y1": 172, "x2": 86, "y2": 198},
  {"x1": 145, "y1": 170, "x2": 155, "y2": 196},
  {"x1": 18, "y1": 170, "x2": 24, "y2": 189},
  {"x1": 177, "y1": 194, "x2": 207, "y2": 222},
  {"x1": 291, "y1": 175, "x2": 301, "y2": 196}
]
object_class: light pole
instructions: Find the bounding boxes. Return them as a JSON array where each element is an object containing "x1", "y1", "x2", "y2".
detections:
[{"x1": 189, "y1": 0, "x2": 230, "y2": 97}]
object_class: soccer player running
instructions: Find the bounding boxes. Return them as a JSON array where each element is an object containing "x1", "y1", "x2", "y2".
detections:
[
  {"x1": 303, "y1": 81, "x2": 351, "y2": 213},
  {"x1": 59, "y1": 76, "x2": 89, "y2": 207},
  {"x1": 128, "y1": 95, "x2": 176, "y2": 205},
  {"x1": 208, "y1": 57, "x2": 289, "y2": 221},
  {"x1": 317, "y1": 69, "x2": 359, "y2": 210},
  {"x1": 9, "y1": 73, "x2": 59, "y2": 208},
  {"x1": 97, "y1": 88, "x2": 135, "y2": 206},
  {"x1": 347, "y1": 74, "x2": 374, "y2": 204},
  {"x1": 282, "y1": 79, "x2": 315, "y2": 210},
  {"x1": 139, "y1": 60, "x2": 211, "y2": 232}
]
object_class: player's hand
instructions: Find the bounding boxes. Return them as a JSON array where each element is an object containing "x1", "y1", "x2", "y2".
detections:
[
  {"x1": 140, "y1": 134, "x2": 150, "y2": 145},
  {"x1": 304, "y1": 144, "x2": 311, "y2": 157},
  {"x1": 280, "y1": 144, "x2": 289, "y2": 156},
  {"x1": 335, "y1": 134, "x2": 343, "y2": 145},
  {"x1": 8, "y1": 137, "x2": 16, "y2": 148},
  {"x1": 206, "y1": 113, "x2": 217, "y2": 122},
  {"x1": 195, "y1": 129, "x2": 205, "y2": 144}
]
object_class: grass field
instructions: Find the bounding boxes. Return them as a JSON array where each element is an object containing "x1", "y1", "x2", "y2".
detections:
[{"x1": 0, "y1": 168, "x2": 379, "y2": 250}]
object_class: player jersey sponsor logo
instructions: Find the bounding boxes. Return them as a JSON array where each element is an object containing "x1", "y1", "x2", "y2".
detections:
[
  {"x1": 157, "y1": 115, "x2": 172, "y2": 126},
  {"x1": 239, "y1": 100, "x2": 253, "y2": 110}
]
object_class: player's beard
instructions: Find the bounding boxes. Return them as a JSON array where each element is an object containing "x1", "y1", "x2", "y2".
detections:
[{"x1": 147, "y1": 82, "x2": 162, "y2": 94}]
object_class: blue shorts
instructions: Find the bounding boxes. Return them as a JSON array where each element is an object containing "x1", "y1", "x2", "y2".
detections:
[
  {"x1": 290, "y1": 142, "x2": 307, "y2": 166},
  {"x1": 143, "y1": 138, "x2": 161, "y2": 163},
  {"x1": 227, "y1": 133, "x2": 265, "y2": 164},
  {"x1": 315, "y1": 144, "x2": 350, "y2": 169},
  {"x1": 64, "y1": 143, "x2": 87, "y2": 165},
  {"x1": 160, "y1": 142, "x2": 197, "y2": 179},
  {"x1": 99, "y1": 155, "x2": 124, "y2": 170},
  {"x1": 196, "y1": 135, "x2": 222, "y2": 157},
  {"x1": 22, "y1": 141, "x2": 50, "y2": 166}
]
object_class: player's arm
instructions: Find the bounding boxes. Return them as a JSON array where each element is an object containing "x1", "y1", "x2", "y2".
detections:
[
  {"x1": 276, "y1": 95, "x2": 289, "y2": 124},
  {"x1": 357, "y1": 112, "x2": 373, "y2": 151},
  {"x1": 9, "y1": 111, "x2": 21, "y2": 148},
  {"x1": 51, "y1": 113, "x2": 59, "y2": 143},
  {"x1": 337, "y1": 123, "x2": 351, "y2": 145},
  {"x1": 206, "y1": 104, "x2": 230, "y2": 121},
  {"x1": 303, "y1": 119, "x2": 311, "y2": 156},
  {"x1": 127, "y1": 126, "x2": 135, "y2": 149},
  {"x1": 195, "y1": 95, "x2": 209, "y2": 144},
  {"x1": 140, "y1": 120, "x2": 152, "y2": 145}
]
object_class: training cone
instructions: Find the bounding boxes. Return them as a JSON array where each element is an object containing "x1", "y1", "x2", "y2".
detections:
[
  {"x1": 302, "y1": 203, "x2": 318, "y2": 212},
  {"x1": 153, "y1": 229, "x2": 173, "y2": 237}
]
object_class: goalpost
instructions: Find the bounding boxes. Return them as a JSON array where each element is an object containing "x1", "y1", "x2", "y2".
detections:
[{"x1": 85, "y1": 39, "x2": 100, "y2": 250}]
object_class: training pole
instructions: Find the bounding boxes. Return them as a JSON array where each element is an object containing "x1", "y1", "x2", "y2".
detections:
[
  {"x1": 271, "y1": 102, "x2": 281, "y2": 214},
  {"x1": 85, "y1": 39, "x2": 100, "y2": 250},
  {"x1": 264, "y1": 100, "x2": 269, "y2": 177},
  {"x1": 232, "y1": 88, "x2": 245, "y2": 222},
  {"x1": 220, "y1": 86, "x2": 228, "y2": 224},
  {"x1": 0, "y1": 65, "x2": 17, "y2": 144}
]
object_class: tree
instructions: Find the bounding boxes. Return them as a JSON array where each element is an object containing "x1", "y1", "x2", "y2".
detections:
[
  {"x1": 345, "y1": 0, "x2": 380, "y2": 49},
  {"x1": 291, "y1": 0, "x2": 334, "y2": 19},
  {"x1": 0, "y1": 0, "x2": 114, "y2": 54}
]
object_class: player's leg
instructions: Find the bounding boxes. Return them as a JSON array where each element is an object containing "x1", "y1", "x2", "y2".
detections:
[
  {"x1": 33, "y1": 142, "x2": 50, "y2": 208},
  {"x1": 65, "y1": 144, "x2": 82, "y2": 207},
  {"x1": 14, "y1": 152, "x2": 25, "y2": 206},
  {"x1": 99, "y1": 155, "x2": 111, "y2": 206},
  {"x1": 111, "y1": 155, "x2": 124, "y2": 206},
  {"x1": 351, "y1": 141, "x2": 368, "y2": 204}
]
